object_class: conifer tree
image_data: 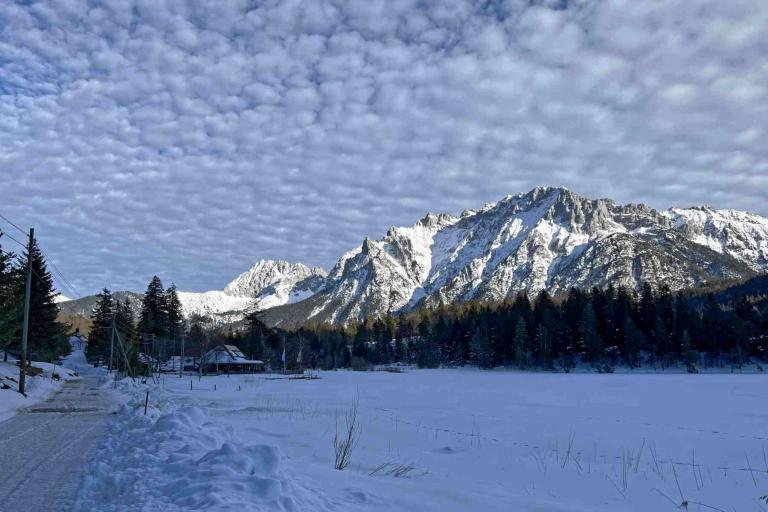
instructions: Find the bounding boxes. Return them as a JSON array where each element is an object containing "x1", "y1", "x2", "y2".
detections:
[
  {"x1": 415, "y1": 316, "x2": 439, "y2": 368},
  {"x1": 533, "y1": 324, "x2": 552, "y2": 368},
  {"x1": 352, "y1": 321, "x2": 370, "y2": 360},
  {"x1": 165, "y1": 284, "x2": 184, "y2": 342},
  {"x1": 623, "y1": 316, "x2": 644, "y2": 367},
  {"x1": 244, "y1": 309, "x2": 266, "y2": 360},
  {"x1": 681, "y1": 329, "x2": 698, "y2": 371},
  {"x1": 639, "y1": 282, "x2": 656, "y2": 337},
  {"x1": 115, "y1": 298, "x2": 135, "y2": 337},
  {"x1": 139, "y1": 276, "x2": 167, "y2": 338},
  {"x1": 187, "y1": 321, "x2": 206, "y2": 358},
  {"x1": 87, "y1": 288, "x2": 114, "y2": 364},
  {"x1": 0, "y1": 243, "x2": 21, "y2": 361},
  {"x1": 580, "y1": 301, "x2": 603, "y2": 362},
  {"x1": 513, "y1": 317, "x2": 530, "y2": 367},
  {"x1": 13, "y1": 238, "x2": 67, "y2": 361},
  {"x1": 469, "y1": 315, "x2": 492, "y2": 368}
]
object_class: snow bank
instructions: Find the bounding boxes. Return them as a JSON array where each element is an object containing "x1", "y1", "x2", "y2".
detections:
[
  {"x1": 76, "y1": 396, "x2": 325, "y2": 511},
  {"x1": 0, "y1": 355, "x2": 78, "y2": 423}
]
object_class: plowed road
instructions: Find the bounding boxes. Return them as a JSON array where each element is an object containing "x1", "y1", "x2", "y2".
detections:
[{"x1": 0, "y1": 376, "x2": 114, "y2": 512}]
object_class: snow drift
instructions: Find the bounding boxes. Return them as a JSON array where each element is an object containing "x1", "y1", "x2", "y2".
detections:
[{"x1": 76, "y1": 402, "x2": 324, "y2": 511}]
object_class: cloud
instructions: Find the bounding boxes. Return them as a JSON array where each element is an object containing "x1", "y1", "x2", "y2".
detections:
[{"x1": 0, "y1": 0, "x2": 766, "y2": 295}]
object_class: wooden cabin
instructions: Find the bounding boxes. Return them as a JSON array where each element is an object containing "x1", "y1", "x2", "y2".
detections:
[{"x1": 201, "y1": 344, "x2": 265, "y2": 374}]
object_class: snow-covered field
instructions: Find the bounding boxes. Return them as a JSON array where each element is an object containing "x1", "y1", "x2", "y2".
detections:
[{"x1": 78, "y1": 369, "x2": 768, "y2": 511}]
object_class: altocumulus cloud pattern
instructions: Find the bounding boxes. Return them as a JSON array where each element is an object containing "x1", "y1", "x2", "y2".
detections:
[{"x1": 0, "y1": 0, "x2": 766, "y2": 294}]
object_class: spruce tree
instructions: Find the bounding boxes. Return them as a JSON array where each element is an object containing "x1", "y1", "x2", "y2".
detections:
[
  {"x1": 139, "y1": 276, "x2": 167, "y2": 338},
  {"x1": 533, "y1": 324, "x2": 552, "y2": 368},
  {"x1": 580, "y1": 301, "x2": 604, "y2": 362},
  {"x1": 187, "y1": 321, "x2": 207, "y2": 360},
  {"x1": 681, "y1": 329, "x2": 698, "y2": 371},
  {"x1": 0, "y1": 243, "x2": 21, "y2": 361},
  {"x1": 352, "y1": 321, "x2": 370, "y2": 359},
  {"x1": 87, "y1": 288, "x2": 114, "y2": 364},
  {"x1": 513, "y1": 317, "x2": 530, "y2": 367},
  {"x1": 13, "y1": 238, "x2": 68, "y2": 361},
  {"x1": 623, "y1": 316, "x2": 644, "y2": 367},
  {"x1": 244, "y1": 309, "x2": 266, "y2": 360},
  {"x1": 639, "y1": 282, "x2": 656, "y2": 337},
  {"x1": 469, "y1": 315, "x2": 492, "y2": 368},
  {"x1": 165, "y1": 284, "x2": 184, "y2": 341}
]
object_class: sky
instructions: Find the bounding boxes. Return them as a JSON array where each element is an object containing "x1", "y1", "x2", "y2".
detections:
[{"x1": 1, "y1": 0, "x2": 767, "y2": 296}]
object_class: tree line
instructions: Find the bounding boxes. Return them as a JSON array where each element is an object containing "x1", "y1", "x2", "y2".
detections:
[
  {"x1": 0, "y1": 238, "x2": 69, "y2": 362},
  {"x1": 95, "y1": 275, "x2": 768, "y2": 373},
  {"x1": 217, "y1": 280, "x2": 768, "y2": 373}
]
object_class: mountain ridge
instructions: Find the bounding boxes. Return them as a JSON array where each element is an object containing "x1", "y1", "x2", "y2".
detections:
[
  {"x1": 62, "y1": 187, "x2": 768, "y2": 328},
  {"x1": 266, "y1": 187, "x2": 767, "y2": 326}
]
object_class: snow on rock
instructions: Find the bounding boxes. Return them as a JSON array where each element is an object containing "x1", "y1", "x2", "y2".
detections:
[
  {"x1": 176, "y1": 260, "x2": 327, "y2": 322},
  {"x1": 274, "y1": 187, "x2": 767, "y2": 326},
  {"x1": 662, "y1": 206, "x2": 768, "y2": 270},
  {"x1": 223, "y1": 259, "x2": 326, "y2": 298},
  {"x1": 59, "y1": 188, "x2": 768, "y2": 329},
  {"x1": 178, "y1": 290, "x2": 253, "y2": 320}
]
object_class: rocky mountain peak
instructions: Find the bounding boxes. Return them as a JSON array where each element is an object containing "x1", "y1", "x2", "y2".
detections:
[
  {"x1": 223, "y1": 259, "x2": 326, "y2": 298},
  {"x1": 261, "y1": 187, "x2": 768, "y2": 327}
]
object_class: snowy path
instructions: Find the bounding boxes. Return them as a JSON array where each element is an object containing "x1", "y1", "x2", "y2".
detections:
[{"x1": 0, "y1": 376, "x2": 115, "y2": 512}]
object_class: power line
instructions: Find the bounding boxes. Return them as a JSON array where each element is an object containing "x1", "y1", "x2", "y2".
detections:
[
  {"x1": 48, "y1": 261, "x2": 80, "y2": 298},
  {"x1": 0, "y1": 212, "x2": 26, "y2": 235},
  {"x1": 0, "y1": 211, "x2": 85, "y2": 302},
  {"x1": 3, "y1": 219, "x2": 176, "y2": 342},
  {"x1": 0, "y1": 230, "x2": 27, "y2": 251}
]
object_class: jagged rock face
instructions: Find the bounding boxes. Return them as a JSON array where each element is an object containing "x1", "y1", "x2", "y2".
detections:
[
  {"x1": 662, "y1": 207, "x2": 768, "y2": 271},
  {"x1": 276, "y1": 187, "x2": 768, "y2": 326},
  {"x1": 223, "y1": 260, "x2": 326, "y2": 298},
  {"x1": 62, "y1": 188, "x2": 768, "y2": 329}
]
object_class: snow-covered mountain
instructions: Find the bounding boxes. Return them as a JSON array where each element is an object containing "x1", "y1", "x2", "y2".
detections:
[
  {"x1": 61, "y1": 260, "x2": 328, "y2": 324},
  {"x1": 180, "y1": 260, "x2": 327, "y2": 320},
  {"x1": 62, "y1": 188, "x2": 768, "y2": 328},
  {"x1": 261, "y1": 187, "x2": 768, "y2": 326}
]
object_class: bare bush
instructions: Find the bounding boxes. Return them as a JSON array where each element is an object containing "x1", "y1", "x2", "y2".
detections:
[{"x1": 333, "y1": 397, "x2": 361, "y2": 470}]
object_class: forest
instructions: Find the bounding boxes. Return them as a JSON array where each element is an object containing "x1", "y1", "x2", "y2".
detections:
[{"x1": 202, "y1": 276, "x2": 768, "y2": 373}]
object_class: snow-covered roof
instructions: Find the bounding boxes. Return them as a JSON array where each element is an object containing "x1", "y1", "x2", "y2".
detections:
[{"x1": 202, "y1": 344, "x2": 264, "y2": 365}]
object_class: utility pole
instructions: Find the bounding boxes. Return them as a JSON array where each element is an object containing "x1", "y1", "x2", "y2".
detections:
[
  {"x1": 199, "y1": 338, "x2": 206, "y2": 379},
  {"x1": 109, "y1": 315, "x2": 116, "y2": 372},
  {"x1": 18, "y1": 227, "x2": 34, "y2": 394},
  {"x1": 179, "y1": 334, "x2": 185, "y2": 378}
]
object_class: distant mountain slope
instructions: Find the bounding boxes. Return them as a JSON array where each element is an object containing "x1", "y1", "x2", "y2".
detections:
[
  {"x1": 61, "y1": 291, "x2": 144, "y2": 318},
  {"x1": 268, "y1": 187, "x2": 767, "y2": 326},
  {"x1": 60, "y1": 260, "x2": 327, "y2": 324}
]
